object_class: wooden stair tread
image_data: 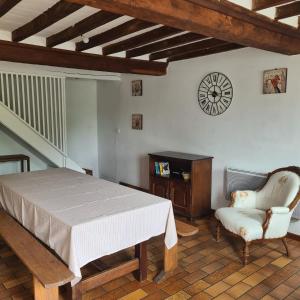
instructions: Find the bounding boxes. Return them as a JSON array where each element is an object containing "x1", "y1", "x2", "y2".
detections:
[
  {"x1": 175, "y1": 220, "x2": 199, "y2": 237},
  {"x1": 0, "y1": 210, "x2": 74, "y2": 288}
]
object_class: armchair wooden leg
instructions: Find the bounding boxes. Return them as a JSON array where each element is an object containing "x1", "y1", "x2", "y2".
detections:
[
  {"x1": 216, "y1": 222, "x2": 221, "y2": 242},
  {"x1": 243, "y1": 241, "x2": 250, "y2": 265},
  {"x1": 282, "y1": 237, "x2": 290, "y2": 257}
]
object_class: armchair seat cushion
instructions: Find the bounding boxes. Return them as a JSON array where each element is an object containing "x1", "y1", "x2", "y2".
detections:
[{"x1": 215, "y1": 207, "x2": 266, "y2": 241}]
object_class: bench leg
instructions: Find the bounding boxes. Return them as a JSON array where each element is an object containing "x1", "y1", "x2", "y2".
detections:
[
  {"x1": 33, "y1": 277, "x2": 59, "y2": 300},
  {"x1": 134, "y1": 241, "x2": 147, "y2": 281}
]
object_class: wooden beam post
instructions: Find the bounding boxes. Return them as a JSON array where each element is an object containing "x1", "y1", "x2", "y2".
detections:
[
  {"x1": 0, "y1": 0, "x2": 22, "y2": 17},
  {"x1": 102, "y1": 26, "x2": 181, "y2": 56},
  {"x1": 33, "y1": 277, "x2": 59, "y2": 300},
  {"x1": 275, "y1": 2, "x2": 300, "y2": 20},
  {"x1": 252, "y1": 0, "x2": 292, "y2": 11},
  {"x1": 167, "y1": 43, "x2": 245, "y2": 62},
  {"x1": 12, "y1": 1, "x2": 83, "y2": 42},
  {"x1": 47, "y1": 10, "x2": 121, "y2": 47},
  {"x1": 126, "y1": 33, "x2": 206, "y2": 58},
  {"x1": 76, "y1": 19, "x2": 155, "y2": 51},
  {"x1": 0, "y1": 40, "x2": 168, "y2": 76},
  {"x1": 65, "y1": 0, "x2": 300, "y2": 55}
]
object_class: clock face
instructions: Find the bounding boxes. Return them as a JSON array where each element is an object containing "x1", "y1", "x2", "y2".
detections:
[{"x1": 198, "y1": 72, "x2": 233, "y2": 116}]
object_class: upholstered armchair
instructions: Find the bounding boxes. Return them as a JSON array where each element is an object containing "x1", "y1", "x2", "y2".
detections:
[{"x1": 215, "y1": 167, "x2": 300, "y2": 264}]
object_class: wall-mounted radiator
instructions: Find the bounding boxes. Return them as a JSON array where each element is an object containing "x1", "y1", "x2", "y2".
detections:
[{"x1": 225, "y1": 168, "x2": 300, "y2": 219}]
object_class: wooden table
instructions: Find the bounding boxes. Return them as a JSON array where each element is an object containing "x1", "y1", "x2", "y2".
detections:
[{"x1": 0, "y1": 154, "x2": 30, "y2": 172}]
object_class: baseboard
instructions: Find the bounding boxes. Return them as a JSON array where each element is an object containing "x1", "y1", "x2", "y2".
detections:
[
  {"x1": 287, "y1": 232, "x2": 300, "y2": 241},
  {"x1": 119, "y1": 182, "x2": 149, "y2": 193}
]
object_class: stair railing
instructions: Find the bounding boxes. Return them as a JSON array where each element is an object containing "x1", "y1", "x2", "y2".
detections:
[{"x1": 0, "y1": 71, "x2": 67, "y2": 154}]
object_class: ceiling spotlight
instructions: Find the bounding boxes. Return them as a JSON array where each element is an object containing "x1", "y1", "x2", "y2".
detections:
[{"x1": 81, "y1": 35, "x2": 89, "y2": 44}]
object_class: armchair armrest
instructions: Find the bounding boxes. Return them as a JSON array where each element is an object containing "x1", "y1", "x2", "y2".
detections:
[
  {"x1": 270, "y1": 207, "x2": 290, "y2": 214},
  {"x1": 230, "y1": 190, "x2": 256, "y2": 208},
  {"x1": 262, "y1": 207, "x2": 292, "y2": 239}
]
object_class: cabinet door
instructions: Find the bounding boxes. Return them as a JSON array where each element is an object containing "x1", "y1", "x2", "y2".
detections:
[
  {"x1": 150, "y1": 177, "x2": 169, "y2": 199},
  {"x1": 169, "y1": 180, "x2": 191, "y2": 212}
]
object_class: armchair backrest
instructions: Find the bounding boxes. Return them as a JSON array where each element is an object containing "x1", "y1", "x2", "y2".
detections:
[{"x1": 256, "y1": 170, "x2": 300, "y2": 210}]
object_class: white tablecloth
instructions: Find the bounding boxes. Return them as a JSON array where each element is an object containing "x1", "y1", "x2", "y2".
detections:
[{"x1": 0, "y1": 168, "x2": 177, "y2": 285}]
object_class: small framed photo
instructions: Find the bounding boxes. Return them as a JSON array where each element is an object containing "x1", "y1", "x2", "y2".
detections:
[
  {"x1": 263, "y1": 68, "x2": 287, "y2": 94},
  {"x1": 132, "y1": 80, "x2": 143, "y2": 96},
  {"x1": 132, "y1": 114, "x2": 143, "y2": 130}
]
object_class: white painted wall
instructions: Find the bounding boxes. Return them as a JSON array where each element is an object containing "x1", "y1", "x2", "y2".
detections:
[
  {"x1": 106, "y1": 47, "x2": 300, "y2": 234},
  {"x1": 66, "y1": 78, "x2": 99, "y2": 177},
  {"x1": 98, "y1": 81, "x2": 121, "y2": 181}
]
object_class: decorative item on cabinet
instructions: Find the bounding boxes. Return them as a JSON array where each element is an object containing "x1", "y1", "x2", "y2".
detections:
[{"x1": 149, "y1": 151, "x2": 213, "y2": 220}]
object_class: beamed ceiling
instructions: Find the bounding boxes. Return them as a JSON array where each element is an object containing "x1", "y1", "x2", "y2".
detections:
[{"x1": 0, "y1": 0, "x2": 299, "y2": 75}]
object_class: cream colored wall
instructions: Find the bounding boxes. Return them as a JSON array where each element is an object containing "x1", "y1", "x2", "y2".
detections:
[{"x1": 66, "y1": 78, "x2": 99, "y2": 177}]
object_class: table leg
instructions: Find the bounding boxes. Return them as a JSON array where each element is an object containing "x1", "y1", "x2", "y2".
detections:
[
  {"x1": 21, "y1": 160, "x2": 24, "y2": 172},
  {"x1": 27, "y1": 158, "x2": 30, "y2": 172},
  {"x1": 154, "y1": 243, "x2": 178, "y2": 283},
  {"x1": 134, "y1": 241, "x2": 147, "y2": 281}
]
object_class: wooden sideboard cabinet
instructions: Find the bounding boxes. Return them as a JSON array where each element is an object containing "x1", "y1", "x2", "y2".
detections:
[{"x1": 149, "y1": 151, "x2": 213, "y2": 220}]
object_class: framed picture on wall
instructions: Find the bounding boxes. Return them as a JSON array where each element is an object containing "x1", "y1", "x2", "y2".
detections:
[
  {"x1": 263, "y1": 68, "x2": 287, "y2": 94},
  {"x1": 132, "y1": 80, "x2": 143, "y2": 96},
  {"x1": 132, "y1": 114, "x2": 143, "y2": 130}
]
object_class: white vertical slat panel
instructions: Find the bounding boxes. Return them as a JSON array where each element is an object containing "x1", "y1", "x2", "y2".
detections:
[
  {"x1": 41, "y1": 77, "x2": 46, "y2": 137},
  {"x1": 26, "y1": 75, "x2": 31, "y2": 126},
  {"x1": 45, "y1": 77, "x2": 50, "y2": 140},
  {"x1": 50, "y1": 77, "x2": 54, "y2": 144},
  {"x1": 58, "y1": 78, "x2": 63, "y2": 151},
  {"x1": 0, "y1": 71, "x2": 66, "y2": 153},
  {"x1": 62, "y1": 78, "x2": 67, "y2": 154},
  {"x1": 21, "y1": 75, "x2": 26, "y2": 121},
  {"x1": 35, "y1": 76, "x2": 40, "y2": 133},
  {"x1": 53, "y1": 78, "x2": 58, "y2": 148},
  {"x1": 11, "y1": 75, "x2": 16, "y2": 112},
  {"x1": 16, "y1": 75, "x2": 20, "y2": 117},
  {"x1": 31, "y1": 76, "x2": 36, "y2": 130},
  {"x1": 0, "y1": 73, "x2": 4, "y2": 103},
  {"x1": 6, "y1": 74, "x2": 11, "y2": 110}
]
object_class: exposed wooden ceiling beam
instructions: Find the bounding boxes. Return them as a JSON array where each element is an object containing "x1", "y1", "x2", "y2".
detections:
[
  {"x1": 168, "y1": 43, "x2": 245, "y2": 62},
  {"x1": 275, "y1": 1, "x2": 300, "y2": 20},
  {"x1": 47, "y1": 10, "x2": 121, "y2": 47},
  {"x1": 150, "y1": 38, "x2": 228, "y2": 61},
  {"x1": 126, "y1": 32, "x2": 207, "y2": 58},
  {"x1": 252, "y1": 0, "x2": 294, "y2": 11},
  {"x1": 76, "y1": 19, "x2": 155, "y2": 51},
  {"x1": 103, "y1": 26, "x2": 181, "y2": 55},
  {"x1": 12, "y1": 1, "x2": 83, "y2": 42},
  {"x1": 0, "y1": 0, "x2": 21, "y2": 17},
  {"x1": 0, "y1": 40, "x2": 167, "y2": 76},
  {"x1": 65, "y1": 0, "x2": 300, "y2": 55}
]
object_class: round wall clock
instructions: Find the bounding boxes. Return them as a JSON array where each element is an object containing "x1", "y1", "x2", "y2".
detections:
[{"x1": 198, "y1": 72, "x2": 233, "y2": 116}]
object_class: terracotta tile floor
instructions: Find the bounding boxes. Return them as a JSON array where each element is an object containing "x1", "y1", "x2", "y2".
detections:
[{"x1": 0, "y1": 217, "x2": 299, "y2": 299}]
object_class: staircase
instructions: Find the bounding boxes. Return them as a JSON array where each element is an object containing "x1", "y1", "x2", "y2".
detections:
[{"x1": 0, "y1": 71, "x2": 83, "y2": 172}]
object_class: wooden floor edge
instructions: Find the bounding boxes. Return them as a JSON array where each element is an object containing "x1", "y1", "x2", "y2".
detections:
[{"x1": 287, "y1": 232, "x2": 300, "y2": 241}]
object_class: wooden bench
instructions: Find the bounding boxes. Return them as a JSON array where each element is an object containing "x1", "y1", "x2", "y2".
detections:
[
  {"x1": 0, "y1": 210, "x2": 74, "y2": 300},
  {"x1": 0, "y1": 154, "x2": 30, "y2": 172}
]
